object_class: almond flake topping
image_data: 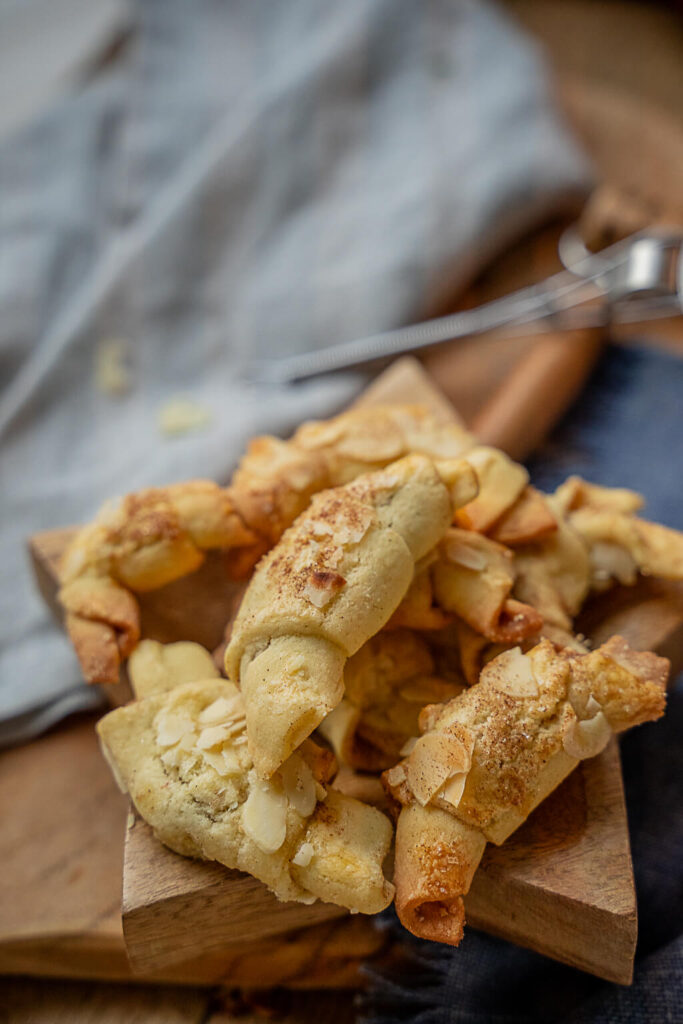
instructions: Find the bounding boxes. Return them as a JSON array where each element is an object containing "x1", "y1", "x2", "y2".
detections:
[
  {"x1": 242, "y1": 772, "x2": 288, "y2": 854},
  {"x1": 178, "y1": 730, "x2": 198, "y2": 751},
  {"x1": 280, "y1": 756, "x2": 318, "y2": 817},
  {"x1": 199, "y1": 695, "x2": 244, "y2": 725},
  {"x1": 291, "y1": 842, "x2": 315, "y2": 868},
  {"x1": 156, "y1": 712, "x2": 195, "y2": 747},
  {"x1": 484, "y1": 647, "x2": 539, "y2": 698},
  {"x1": 303, "y1": 569, "x2": 347, "y2": 608},
  {"x1": 196, "y1": 724, "x2": 232, "y2": 749},
  {"x1": 444, "y1": 537, "x2": 487, "y2": 572},
  {"x1": 399, "y1": 736, "x2": 418, "y2": 757},
  {"x1": 585, "y1": 694, "x2": 602, "y2": 717},
  {"x1": 438, "y1": 771, "x2": 468, "y2": 809},
  {"x1": 405, "y1": 725, "x2": 475, "y2": 806},
  {"x1": 384, "y1": 764, "x2": 406, "y2": 788},
  {"x1": 563, "y1": 709, "x2": 611, "y2": 759},
  {"x1": 591, "y1": 542, "x2": 637, "y2": 586},
  {"x1": 201, "y1": 749, "x2": 242, "y2": 777},
  {"x1": 308, "y1": 519, "x2": 335, "y2": 538}
]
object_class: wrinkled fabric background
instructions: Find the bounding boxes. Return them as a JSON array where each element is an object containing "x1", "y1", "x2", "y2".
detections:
[
  {"x1": 0, "y1": 0, "x2": 589, "y2": 740},
  {"x1": 360, "y1": 344, "x2": 683, "y2": 1024}
]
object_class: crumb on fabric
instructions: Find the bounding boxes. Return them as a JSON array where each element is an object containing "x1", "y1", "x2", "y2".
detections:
[
  {"x1": 158, "y1": 396, "x2": 212, "y2": 436},
  {"x1": 95, "y1": 339, "x2": 132, "y2": 396}
]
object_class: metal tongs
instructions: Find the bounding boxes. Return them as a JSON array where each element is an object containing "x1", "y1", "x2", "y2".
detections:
[{"x1": 250, "y1": 230, "x2": 683, "y2": 384}]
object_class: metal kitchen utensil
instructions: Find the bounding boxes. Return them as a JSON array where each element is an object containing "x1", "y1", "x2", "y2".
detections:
[{"x1": 249, "y1": 230, "x2": 683, "y2": 384}]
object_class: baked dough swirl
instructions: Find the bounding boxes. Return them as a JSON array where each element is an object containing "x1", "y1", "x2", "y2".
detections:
[
  {"x1": 225, "y1": 454, "x2": 477, "y2": 778},
  {"x1": 59, "y1": 406, "x2": 477, "y2": 684},
  {"x1": 382, "y1": 636, "x2": 668, "y2": 945}
]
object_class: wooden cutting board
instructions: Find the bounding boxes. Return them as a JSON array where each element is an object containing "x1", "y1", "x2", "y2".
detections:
[{"x1": 20, "y1": 358, "x2": 683, "y2": 987}]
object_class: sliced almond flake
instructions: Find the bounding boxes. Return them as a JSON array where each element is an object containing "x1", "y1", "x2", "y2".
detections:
[
  {"x1": 201, "y1": 750, "x2": 231, "y2": 775},
  {"x1": 160, "y1": 747, "x2": 184, "y2": 769},
  {"x1": 591, "y1": 542, "x2": 637, "y2": 586},
  {"x1": 405, "y1": 726, "x2": 475, "y2": 806},
  {"x1": 384, "y1": 765, "x2": 406, "y2": 788},
  {"x1": 233, "y1": 734, "x2": 248, "y2": 745},
  {"x1": 291, "y1": 842, "x2": 315, "y2": 867},
  {"x1": 242, "y1": 774, "x2": 288, "y2": 854},
  {"x1": 201, "y1": 749, "x2": 242, "y2": 777},
  {"x1": 303, "y1": 568, "x2": 346, "y2": 608},
  {"x1": 340, "y1": 508, "x2": 374, "y2": 545},
  {"x1": 223, "y1": 716, "x2": 246, "y2": 737},
  {"x1": 399, "y1": 736, "x2": 418, "y2": 757},
  {"x1": 303, "y1": 581, "x2": 334, "y2": 608},
  {"x1": 223, "y1": 748, "x2": 243, "y2": 773},
  {"x1": 438, "y1": 771, "x2": 468, "y2": 808},
  {"x1": 327, "y1": 546, "x2": 345, "y2": 566},
  {"x1": 280, "y1": 757, "x2": 317, "y2": 817},
  {"x1": 156, "y1": 713, "x2": 195, "y2": 747},
  {"x1": 445, "y1": 539, "x2": 487, "y2": 572},
  {"x1": 178, "y1": 730, "x2": 198, "y2": 751},
  {"x1": 585, "y1": 694, "x2": 602, "y2": 717},
  {"x1": 484, "y1": 647, "x2": 538, "y2": 698},
  {"x1": 309, "y1": 519, "x2": 335, "y2": 538},
  {"x1": 197, "y1": 724, "x2": 232, "y2": 749},
  {"x1": 563, "y1": 710, "x2": 611, "y2": 759},
  {"x1": 199, "y1": 695, "x2": 244, "y2": 725}
]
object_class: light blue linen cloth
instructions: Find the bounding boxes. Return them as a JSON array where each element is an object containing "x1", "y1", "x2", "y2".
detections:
[{"x1": 0, "y1": 0, "x2": 590, "y2": 744}]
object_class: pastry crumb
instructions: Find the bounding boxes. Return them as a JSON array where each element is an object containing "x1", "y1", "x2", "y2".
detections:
[
  {"x1": 95, "y1": 339, "x2": 132, "y2": 396},
  {"x1": 158, "y1": 396, "x2": 212, "y2": 436}
]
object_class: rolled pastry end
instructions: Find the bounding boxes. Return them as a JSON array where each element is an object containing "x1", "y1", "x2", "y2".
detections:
[
  {"x1": 434, "y1": 459, "x2": 479, "y2": 512},
  {"x1": 240, "y1": 635, "x2": 346, "y2": 778},
  {"x1": 394, "y1": 803, "x2": 486, "y2": 946},
  {"x1": 65, "y1": 613, "x2": 122, "y2": 685},
  {"x1": 292, "y1": 789, "x2": 395, "y2": 914},
  {"x1": 60, "y1": 577, "x2": 141, "y2": 684}
]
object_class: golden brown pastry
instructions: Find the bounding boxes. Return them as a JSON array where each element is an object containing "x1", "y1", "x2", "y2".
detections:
[
  {"x1": 432, "y1": 528, "x2": 544, "y2": 643},
  {"x1": 487, "y1": 486, "x2": 558, "y2": 546},
  {"x1": 383, "y1": 636, "x2": 668, "y2": 945},
  {"x1": 59, "y1": 401, "x2": 683, "y2": 702},
  {"x1": 97, "y1": 677, "x2": 395, "y2": 914},
  {"x1": 225, "y1": 454, "x2": 478, "y2": 778},
  {"x1": 58, "y1": 406, "x2": 478, "y2": 685},
  {"x1": 127, "y1": 638, "x2": 220, "y2": 698},
  {"x1": 318, "y1": 629, "x2": 464, "y2": 771},
  {"x1": 453, "y1": 446, "x2": 528, "y2": 532},
  {"x1": 513, "y1": 517, "x2": 592, "y2": 634},
  {"x1": 551, "y1": 474, "x2": 683, "y2": 587}
]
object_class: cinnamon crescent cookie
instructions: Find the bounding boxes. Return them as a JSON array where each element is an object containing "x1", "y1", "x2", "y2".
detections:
[{"x1": 224, "y1": 454, "x2": 477, "y2": 778}]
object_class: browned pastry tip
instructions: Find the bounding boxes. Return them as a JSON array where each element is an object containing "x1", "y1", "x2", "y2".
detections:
[{"x1": 393, "y1": 803, "x2": 485, "y2": 946}]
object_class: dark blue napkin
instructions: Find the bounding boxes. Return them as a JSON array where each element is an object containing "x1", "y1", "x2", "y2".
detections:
[{"x1": 360, "y1": 343, "x2": 683, "y2": 1024}]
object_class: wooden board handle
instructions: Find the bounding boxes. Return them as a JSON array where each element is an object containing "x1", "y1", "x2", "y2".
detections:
[{"x1": 471, "y1": 329, "x2": 603, "y2": 460}]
